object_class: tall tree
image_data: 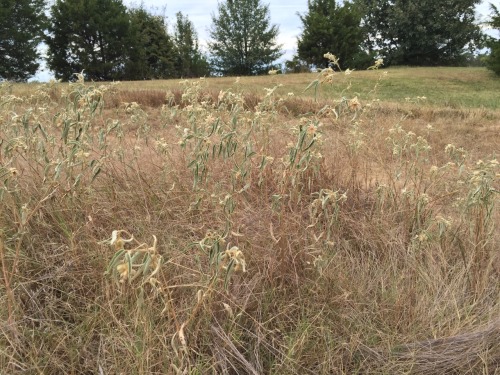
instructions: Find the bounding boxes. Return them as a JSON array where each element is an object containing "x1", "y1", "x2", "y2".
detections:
[
  {"x1": 356, "y1": 0, "x2": 483, "y2": 66},
  {"x1": 208, "y1": 0, "x2": 283, "y2": 75},
  {"x1": 298, "y1": 0, "x2": 368, "y2": 70},
  {"x1": 46, "y1": 0, "x2": 130, "y2": 81},
  {"x1": 0, "y1": 0, "x2": 46, "y2": 81},
  {"x1": 126, "y1": 7, "x2": 176, "y2": 80},
  {"x1": 174, "y1": 12, "x2": 210, "y2": 78},
  {"x1": 485, "y1": 4, "x2": 500, "y2": 75}
]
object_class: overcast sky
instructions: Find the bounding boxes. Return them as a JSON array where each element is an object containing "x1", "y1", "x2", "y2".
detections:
[{"x1": 34, "y1": 0, "x2": 500, "y2": 81}]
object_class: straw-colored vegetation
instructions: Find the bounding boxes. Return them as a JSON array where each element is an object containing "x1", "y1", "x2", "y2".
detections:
[{"x1": 1, "y1": 63, "x2": 499, "y2": 374}]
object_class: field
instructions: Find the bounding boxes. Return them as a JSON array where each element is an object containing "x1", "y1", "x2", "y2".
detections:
[{"x1": 1, "y1": 66, "x2": 499, "y2": 374}]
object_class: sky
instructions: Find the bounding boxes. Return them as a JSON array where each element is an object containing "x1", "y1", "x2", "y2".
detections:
[{"x1": 33, "y1": 0, "x2": 500, "y2": 81}]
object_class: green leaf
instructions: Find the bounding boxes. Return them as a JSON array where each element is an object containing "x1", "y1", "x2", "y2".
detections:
[{"x1": 106, "y1": 249, "x2": 125, "y2": 274}]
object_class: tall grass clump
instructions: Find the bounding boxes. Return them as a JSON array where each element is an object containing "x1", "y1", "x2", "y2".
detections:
[{"x1": 0, "y1": 55, "x2": 498, "y2": 374}]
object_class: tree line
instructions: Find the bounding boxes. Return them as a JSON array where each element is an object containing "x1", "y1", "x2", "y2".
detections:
[
  {"x1": 1, "y1": 0, "x2": 211, "y2": 81},
  {"x1": 1, "y1": 0, "x2": 500, "y2": 82}
]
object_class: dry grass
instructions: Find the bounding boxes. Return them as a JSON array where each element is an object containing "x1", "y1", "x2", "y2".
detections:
[
  {"x1": 14, "y1": 66, "x2": 500, "y2": 110},
  {"x1": 0, "y1": 68, "x2": 499, "y2": 374}
]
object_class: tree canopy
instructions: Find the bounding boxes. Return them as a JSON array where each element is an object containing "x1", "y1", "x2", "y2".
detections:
[
  {"x1": 46, "y1": 0, "x2": 130, "y2": 81},
  {"x1": 126, "y1": 7, "x2": 176, "y2": 80},
  {"x1": 485, "y1": 4, "x2": 500, "y2": 75},
  {"x1": 2, "y1": 0, "x2": 491, "y2": 81},
  {"x1": 0, "y1": 0, "x2": 47, "y2": 81},
  {"x1": 45, "y1": 1, "x2": 212, "y2": 81},
  {"x1": 355, "y1": 0, "x2": 483, "y2": 66},
  {"x1": 298, "y1": 0, "x2": 369, "y2": 70},
  {"x1": 174, "y1": 12, "x2": 210, "y2": 78},
  {"x1": 208, "y1": 0, "x2": 283, "y2": 75}
]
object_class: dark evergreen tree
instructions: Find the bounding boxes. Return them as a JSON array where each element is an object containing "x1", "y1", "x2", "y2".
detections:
[
  {"x1": 46, "y1": 0, "x2": 130, "y2": 81},
  {"x1": 298, "y1": 0, "x2": 369, "y2": 70},
  {"x1": 208, "y1": 0, "x2": 283, "y2": 75},
  {"x1": 485, "y1": 4, "x2": 500, "y2": 76},
  {"x1": 0, "y1": 0, "x2": 47, "y2": 81},
  {"x1": 356, "y1": 0, "x2": 483, "y2": 66},
  {"x1": 174, "y1": 12, "x2": 210, "y2": 78},
  {"x1": 126, "y1": 7, "x2": 176, "y2": 80}
]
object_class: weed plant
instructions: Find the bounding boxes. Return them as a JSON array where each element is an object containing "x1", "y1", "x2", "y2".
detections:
[{"x1": 0, "y1": 57, "x2": 498, "y2": 374}]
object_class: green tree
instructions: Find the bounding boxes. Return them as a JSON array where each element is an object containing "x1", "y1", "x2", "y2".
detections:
[
  {"x1": 46, "y1": 0, "x2": 130, "y2": 81},
  {"x1": 126, "y1": 7, "x2": 176, "y2": 80},
  {"x1": 356, "y1": 0, "x2": 483, "y2": 66},
  {"x1": 284, "y1": 56, "x2": 310, "y2": 73},
  {"x1": 208, "y1": 0, "x2": 283, "y2": 75},
  {"x1": 485, "y1": 4, "x2": 500, "y2": 75},
  {"x1": 0, "y1": 0, "x2": 46, "y2": 81},
  {"x1": 298, "y1": 0, "x2": 369, "y2": 70},
  {"x1": 174, "y1": 12, "x2": 210, "y2": 78}
]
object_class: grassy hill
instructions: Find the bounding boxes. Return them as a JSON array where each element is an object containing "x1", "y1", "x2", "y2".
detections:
[
  {"x1": 112, "y1": 66, "x2": 500, "y2": 110},
  {"x1": 14, "y1": 66, "x2": 500, "y2": 110}
]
